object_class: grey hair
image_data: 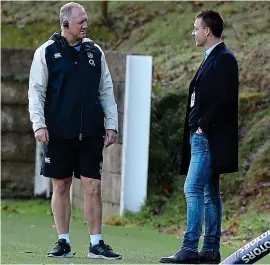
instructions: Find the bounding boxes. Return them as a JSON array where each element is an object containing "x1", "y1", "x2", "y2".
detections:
[{"x1": 59, "y1": 2, "x2": 84, "y2": 25}]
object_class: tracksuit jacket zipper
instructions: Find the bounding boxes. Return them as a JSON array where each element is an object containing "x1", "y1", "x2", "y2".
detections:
[{"x1": 79, "y1": 52, "x2": 84, "y2": 141}]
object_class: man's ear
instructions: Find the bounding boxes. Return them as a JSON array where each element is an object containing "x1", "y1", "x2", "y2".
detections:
[{"x1": 205, "y1": 27, "x2": 210, "y2": 36}]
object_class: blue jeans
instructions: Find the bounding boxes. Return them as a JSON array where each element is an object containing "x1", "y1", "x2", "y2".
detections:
[{"x1": 182, "y1": 133, "x2": 222, "y2": 252}]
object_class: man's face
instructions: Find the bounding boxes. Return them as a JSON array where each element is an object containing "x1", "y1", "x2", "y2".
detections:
[
  {"x1": 192, "y1": 18, "x2": 208, "y2": 47},
  {"x1": 68, "y1": 7, "x2": 88, "y2": 39}
]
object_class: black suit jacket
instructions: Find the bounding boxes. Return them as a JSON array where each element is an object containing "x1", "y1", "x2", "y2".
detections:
[{"x1": 180, "y1": 42, "x2": 239, "y2": 175}]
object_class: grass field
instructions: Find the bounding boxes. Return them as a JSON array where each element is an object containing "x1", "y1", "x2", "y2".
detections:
[
  {"x1": 1, "y1": 200, "x2": 270, "y2": 264},
  {"x1": 1, "y1": 1, "x2": 270, "y2": 243}
]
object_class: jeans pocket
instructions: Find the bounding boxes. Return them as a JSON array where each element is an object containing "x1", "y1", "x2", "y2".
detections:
[{"x1": 191, "y1": 134, "x2": 209, "y2": 154}]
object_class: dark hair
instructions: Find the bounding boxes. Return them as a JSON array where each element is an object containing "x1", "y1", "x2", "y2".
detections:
[{"x1": 196, "y1": 10, "x2": 224, "y2": 38}]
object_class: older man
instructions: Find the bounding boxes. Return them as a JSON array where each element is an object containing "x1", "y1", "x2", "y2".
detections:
[{"x1": 28, "y1": 2, "x2": 121, "y2": 260}]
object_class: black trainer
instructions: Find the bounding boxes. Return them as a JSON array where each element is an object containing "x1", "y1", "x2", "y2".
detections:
[
  {"x1": 88, "y1": 240, "x2": 122, "y2": 260},
  {"x1": 47, "y1": 239, "x2": 73, "y2": 258}
]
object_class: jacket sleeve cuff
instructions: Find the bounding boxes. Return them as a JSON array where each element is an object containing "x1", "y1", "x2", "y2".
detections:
[
  {"x1": 103, "y1": 104, "x2": 118, "y2": 132},
  {"x1": 33, "y1": 123, "x2": 47, "y2": 133},
  {"x1": 105, "y1": 120, "x2": 118, "y2": 132}
]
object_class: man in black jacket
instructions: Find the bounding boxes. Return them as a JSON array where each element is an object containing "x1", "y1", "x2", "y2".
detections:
[
  {"x1": 160, "y1": 10, "x2": 239, "y2": 264},
  {"x1": 28, "y1": 2, "x2": 121, "y2": 260}
]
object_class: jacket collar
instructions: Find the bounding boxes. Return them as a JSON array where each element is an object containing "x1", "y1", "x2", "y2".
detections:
[
  {"x1": 50, "y1": 32, "x2": 96, "y2": 54},
  {"x1": 191, "y1": 42, "x2": 226, "y2": 85}
]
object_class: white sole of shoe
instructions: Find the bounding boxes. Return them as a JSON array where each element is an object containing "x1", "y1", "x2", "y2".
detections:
[
  {"x1": 87, "y1": 253, "x2": 122, "y2": 260},
  {"x1": 47, "y1": 252, "x2": 73, "y2": 258}
]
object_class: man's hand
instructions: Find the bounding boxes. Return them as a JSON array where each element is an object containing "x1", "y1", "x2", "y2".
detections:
[
  {"x1": 104, "y1": 129, "x2": 117, "y2": 147},
  {"x1": 195, "y1": 127, "x2": 203, "y2": 134},
  {"x1": 35, "y1": 128, "x2": 49, "y2": 143}
]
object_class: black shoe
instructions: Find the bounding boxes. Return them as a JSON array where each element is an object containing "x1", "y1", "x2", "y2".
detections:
[
  {"x1": 47, "y1": 239, "x2": 73, "y2": 258},
  {"x1": 160, "y1": 249, "x2": 200, "y2": 264},
  {"x1": 199, "y1": 250, "x2": 221, "y2": 264},
  {"x1": 88, "y1": 240, "x2": 122, "y2": 260}
]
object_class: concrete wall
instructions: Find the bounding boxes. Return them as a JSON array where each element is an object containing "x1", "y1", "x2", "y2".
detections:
[
  {"x1": 1, "y1": 82, "x2": 35, "y2": 197},
  {"x1": 1, "y1": 48, "x2": 126, "y2": 216},
  {"x1": 1, "y1": 49, "x2": 36, "y2": 197},
  {"x1": 72, "y1": 52, "x2": 126, "y2": 216}
]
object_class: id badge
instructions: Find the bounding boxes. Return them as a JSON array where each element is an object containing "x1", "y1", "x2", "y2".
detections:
[{"x1": 190, "y1": 91, "x2": 195, "y2": 107}]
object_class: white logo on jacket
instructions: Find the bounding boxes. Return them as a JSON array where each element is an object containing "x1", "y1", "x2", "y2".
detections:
[
  {"x1": 87, "y1": 52, "x2": 95, "y2": 66},
  {"x1": 87, "y1": 52, "x2": 93, "y2": 58},
  {"x1": 89, "y1": 59, "x2": 95, "y2": 66},
  {"x1": 54, "y1": 53, "x2": 62, "y2": 59}
]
